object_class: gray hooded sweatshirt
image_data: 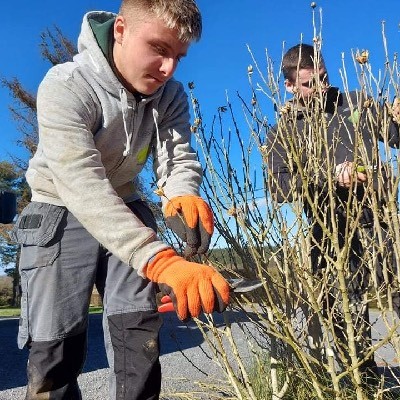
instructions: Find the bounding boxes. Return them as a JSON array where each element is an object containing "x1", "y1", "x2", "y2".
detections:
[{"x1": 26, "y1": 11, "x2": 203, "y2": 276}]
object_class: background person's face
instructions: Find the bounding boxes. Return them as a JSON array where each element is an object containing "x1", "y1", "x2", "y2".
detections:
[
  {"x1": 113, "y1": 14, "x2": 190, "y2": 95},
  {"x1": 285, "y1": 67, "x2": 329, "y2": 101}
]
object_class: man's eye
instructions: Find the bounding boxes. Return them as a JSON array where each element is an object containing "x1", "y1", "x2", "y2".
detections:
[
  {"x1": 302, "y1": 77, "x2": 324, "y2": 88},
  {"x1": 152, "y1": 44, "x2": 166, "y2": 56}
]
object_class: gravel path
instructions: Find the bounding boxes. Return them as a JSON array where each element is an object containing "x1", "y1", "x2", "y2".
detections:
[{"x1": 0, "y1": 309, "x2": 259, "y2": 400}]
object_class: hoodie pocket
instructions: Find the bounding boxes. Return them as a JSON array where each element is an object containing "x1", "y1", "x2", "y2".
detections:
[{"x1": 11, "y1": 202, "x2": 66, "y2": 268}]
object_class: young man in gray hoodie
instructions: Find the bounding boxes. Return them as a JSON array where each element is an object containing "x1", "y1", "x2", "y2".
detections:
[{"x1": 11, "y1": 1, "x2": 230, "y2": 399}]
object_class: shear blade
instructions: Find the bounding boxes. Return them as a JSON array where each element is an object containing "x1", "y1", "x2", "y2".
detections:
[{"x1": 227, "y1": 278, "x2": 263, "y2": 293}]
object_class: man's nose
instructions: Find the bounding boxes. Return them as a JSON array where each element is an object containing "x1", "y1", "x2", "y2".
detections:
[{"x1": 160, "y1": 57, "x2": 177, "y2": 78}]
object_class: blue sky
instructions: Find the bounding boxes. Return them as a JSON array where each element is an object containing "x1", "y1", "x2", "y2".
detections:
[{"x1": 0, "y1": 0, "x2": 399, "y2": 162}]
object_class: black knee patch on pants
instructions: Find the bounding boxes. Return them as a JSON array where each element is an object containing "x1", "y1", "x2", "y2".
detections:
[
  {"x1": 26, "y1": 331, "x2": 86, "y2": 399},
  {"x1": 108, "y1": 310, "x2": 162, "y2": 400}
]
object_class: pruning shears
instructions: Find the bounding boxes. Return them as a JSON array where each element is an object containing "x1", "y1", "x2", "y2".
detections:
[{"x1": 158, "y1": 278, "x2": 264, "y2": 313}]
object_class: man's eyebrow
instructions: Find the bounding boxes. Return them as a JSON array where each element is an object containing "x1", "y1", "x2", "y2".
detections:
[{"x1": 151, "y1": 38, "x2": 188, "y2": 58}]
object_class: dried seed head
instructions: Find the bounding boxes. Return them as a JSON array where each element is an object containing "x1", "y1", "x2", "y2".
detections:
[
  {"x1": 247, "y1": 65, "x2": 253, "y2": 74},
  {"x1": 363, "y1": 98, "x2": 373, "y2": 108},
  {"x1": 227, "y1": 207, "x2": 238, "y2": 217},
  {"x1": 260, "y1": 145, "x2": 268, "y2": 155},
  {"x1": 279, "y1": 103, "x2": 292, "y2": 115},
  {"x1": 311, "y1": 2, "x2": 317, "y2": 8},
  {"x1": 190, "y1": 125, "x2": 198, "y2": 133},
  {"x1": 251, "y1": 97, "x2": 257, "y2": 106},
  {"x1": 194, "y1": 117, "x2": 201, "y2": 126},
  {"x1": 188, "y1": 81, "x2": 195, "y2": 90},
  {"x1": 356, "y1": 50, "x2": 369, "y2": 64},
  {"x1": 154, "y1": 187, "x2": 165, "y2": 197}
]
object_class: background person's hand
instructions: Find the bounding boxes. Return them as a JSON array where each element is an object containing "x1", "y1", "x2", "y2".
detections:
[
  {"x1": 335, "y1": 161, "x2": 367, "y2": 188},
  {"x1": 164, "y1": 195, "x2": 214, "y2": 257},
  {"x1": 145, "y1": 249, "x2": 230, "y2": 320},
  {"x1": 392, "y1": 97, "x2": 400, "y2": 124}
]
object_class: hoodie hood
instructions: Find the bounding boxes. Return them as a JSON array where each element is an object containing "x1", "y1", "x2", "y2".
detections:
[{"x1": 76, "y1": 11, "x2": 121, "y2": 97}]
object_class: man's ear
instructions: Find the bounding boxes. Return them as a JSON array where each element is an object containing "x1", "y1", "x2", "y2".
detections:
[
  {"x1": 284, "y1": 79, "x2": 295, "y2": 94},
  {"x1": 114, "y1": 15, "x2": 126, "y2": 44}
]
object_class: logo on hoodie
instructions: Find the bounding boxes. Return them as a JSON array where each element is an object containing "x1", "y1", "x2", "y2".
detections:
[{"x1": 137, "y1": 145, "x2": 150, "y2": 165}]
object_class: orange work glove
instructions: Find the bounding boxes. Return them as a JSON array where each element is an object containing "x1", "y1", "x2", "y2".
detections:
[
  {"x1": 165, "y1": 195, "x2": 214, "y2": 257},
  {"x1": 146, "y1": 249, "x2": 230, "y2": 320}
]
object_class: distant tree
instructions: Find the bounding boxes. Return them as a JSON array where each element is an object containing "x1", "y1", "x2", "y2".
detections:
[
  {"x1": 1, "y1": 26, "x2": 77, "y2": 170},
  {"x1": 39, "y1": 26, "x2": 77, "y2": 66},
  {"x1": 0, "y1": 27, "x2": 76, "y2": 305},
  {"x1": 0, "y1": 161, "x2": 28, "y2": 305}
]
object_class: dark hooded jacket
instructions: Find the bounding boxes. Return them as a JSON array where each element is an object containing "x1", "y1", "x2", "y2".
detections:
[{"x1": 267, "y1": 87, "x2": 399, "y2": 223}]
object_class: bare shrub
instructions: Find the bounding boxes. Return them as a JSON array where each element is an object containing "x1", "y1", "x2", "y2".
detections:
[{"x1": 168, "y1": 22, "x2": 400, "y2": 400}]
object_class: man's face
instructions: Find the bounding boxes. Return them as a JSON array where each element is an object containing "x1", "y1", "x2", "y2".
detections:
[
  {"x1": 285, "y1": 67, "x2": 329, "y2": 101},
  {"x1": 113, "y1": 14, "x2": 190, "y2": 95}
]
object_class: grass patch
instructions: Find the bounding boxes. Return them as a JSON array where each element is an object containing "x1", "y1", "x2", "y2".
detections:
[
  {"x1": 0, "y1": 306, "x2": 20, "y2": 318},
  {"x1": 0, "y1": 306, "x2": 103, "y2": 318},
  {"x1": 88, "y1": 306, "x2": 103, "y2": 314}
]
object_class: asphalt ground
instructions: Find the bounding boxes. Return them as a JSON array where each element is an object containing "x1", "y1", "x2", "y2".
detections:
[{"x1": 0, "y1": 309, "x2": 399, "y2": 399}]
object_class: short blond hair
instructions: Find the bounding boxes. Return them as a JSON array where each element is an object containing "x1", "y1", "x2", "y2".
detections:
[{"x1": 119, "y1": 0, "x2": 202, "y2": 42}]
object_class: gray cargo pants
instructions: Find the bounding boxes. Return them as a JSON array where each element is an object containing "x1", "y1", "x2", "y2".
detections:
[{"x1": 12, "y1": 200, "x2": 162, "y2": 400}]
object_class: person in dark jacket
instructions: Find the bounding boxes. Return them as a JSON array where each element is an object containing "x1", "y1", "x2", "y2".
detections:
[{"x1": 267, "y1": 43, "x2": 400, "y2": 381}]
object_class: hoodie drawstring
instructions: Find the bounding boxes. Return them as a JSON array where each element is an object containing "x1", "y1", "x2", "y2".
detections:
[
  {"x1": 152, "y1": 108, "x2": 160, "y2": 147},
  {"x1": 120, "y1": 88, "x2": 161, "y2": 158},
  {"x1": 120, "y1": 88, "x2": 133, "y2": 156}
]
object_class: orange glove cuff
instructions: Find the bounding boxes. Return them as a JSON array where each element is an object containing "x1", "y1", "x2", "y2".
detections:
[{"x1": 146, "y1": 248, "x2": 178, "y2": 282}]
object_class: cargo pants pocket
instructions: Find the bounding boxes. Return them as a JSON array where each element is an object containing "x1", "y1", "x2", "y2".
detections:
[
  {"x1": 11, "y1": 202, "x2": 66, "y2": 348},
  {"x1": 11, "y1": 202, "x2": 66, "y2": 267}
]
